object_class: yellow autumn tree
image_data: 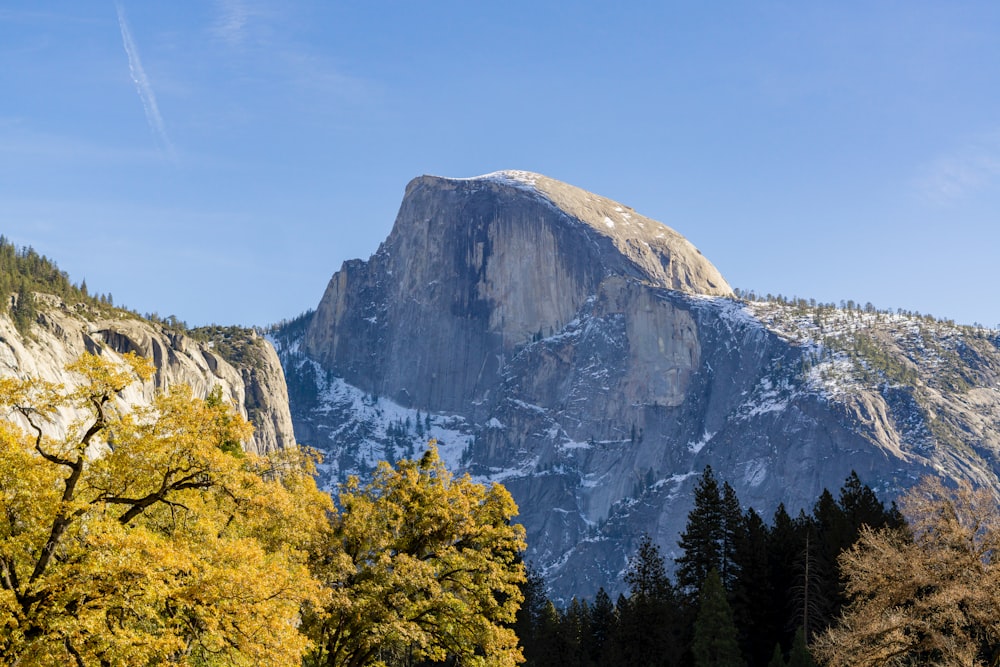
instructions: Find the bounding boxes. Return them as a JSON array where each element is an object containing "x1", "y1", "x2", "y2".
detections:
[
  {"x1": 304, "y1": 444, "x2": 526, "y2": 667},
  {"x1": 0, "y1": 352, "x2": 332, "y2": 666},
  {"x1": 813, "y1": 477, "x2": 1000, "y2": 666}
]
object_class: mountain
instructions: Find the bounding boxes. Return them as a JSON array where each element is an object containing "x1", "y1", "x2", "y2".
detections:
[
  {"x1": 1, "y1": 291, "x2": 295, "y2": 456},
  {"x1": 276, "y1": 170, "x2": 1000, "y2": 601}
]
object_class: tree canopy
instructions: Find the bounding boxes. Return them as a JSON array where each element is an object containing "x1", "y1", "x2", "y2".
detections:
[
  {"x1": 0, "y1": 352, "x2": 332, "y2": 665},
  {"x1": 304, "y1": 443, "x2": 526, "y2": 667},
  {"x1": 814, "y1": 477, "x2": 1000, "y2": 666}
]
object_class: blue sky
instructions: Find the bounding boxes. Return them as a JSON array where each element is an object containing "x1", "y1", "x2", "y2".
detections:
[{"x1": 1, "y1": 2, "x2": 998, "y2": 327}]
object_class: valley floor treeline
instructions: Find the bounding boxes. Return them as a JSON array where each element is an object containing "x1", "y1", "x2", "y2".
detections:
[
  {"x1": 514, "y1": 467, "x2": 902, "y2": 667},
  {"x1": 515, "y1": 469, "x2": 1000, "y2": 667}
]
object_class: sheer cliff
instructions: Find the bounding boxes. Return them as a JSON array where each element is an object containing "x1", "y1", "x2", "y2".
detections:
[
  {"x1": 281, "y1": 171, "x2": 1000, "y2": 600},
  {"x1": 1, "y1": 296, "x2": 295, "y2": 455}
]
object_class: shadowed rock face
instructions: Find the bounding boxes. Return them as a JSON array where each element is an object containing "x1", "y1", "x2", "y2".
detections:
[{"x1": 289, "y1": 171, "x2": 1000, "y2": 601}]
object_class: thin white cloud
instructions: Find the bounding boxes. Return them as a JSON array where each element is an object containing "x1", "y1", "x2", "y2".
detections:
[
  {"x1": 212, "y1": 0, "x2": 276, "y2": 48},
  {"x1": 115, "y1": 2, "x2": 176, "y2": 162},
  {"x1": 214, "y1": 0, "x2": 251, "y2": 46},
  {"x1": 918, "y1": 133, "x2": 1000, "y2": 203}
]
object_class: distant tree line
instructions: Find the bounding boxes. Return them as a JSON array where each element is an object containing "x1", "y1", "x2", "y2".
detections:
[
  {"x1": 515, "y1": 468, "x2": 903, "y2": 667},
  {"x1": 0, "y1": 236, "x2": 119, "y2": 335},
  {"x1": 731, "y1": 286, "x2": 997, "y2": 332}
]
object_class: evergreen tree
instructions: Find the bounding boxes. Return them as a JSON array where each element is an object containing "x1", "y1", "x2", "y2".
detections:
[
  {"x1": 837, "y1": 470, "x2": 904, "y2": 539},
  {"x1": 786, "y1": 627, "x2": 817, "y2": 667},
  {"x1": 625, "y1": 534, "x2": 672, "y2": 601},
  {"x1": 691, "y1": 569, "x2": 745, "y2": 667},
  {"x1": 767, "y1": 643, "x2": 787, "y2": 667},
  {"x1": 676, "y1": 466, "x2": 724, "y2": 597},
  {"x1": 560, "y1": 598, "x2": 590, "y2": 666},
  {"x1": 732, "y1": 507, "x2": 777, "y2": 667},
  {"x1": 11, "y1": 280, "x2": 36, "y2": 335},
  {"x1": 586, "y1": 588, "x2": 616, "y2": 666},
  {"x1": 532, "y1": 601, "x2": 568, "y2": 667},
  {"x1": 720, "y1": 481, "x2": 743, "y2": 590},
  {"x1": 514, "y1": 562, "x2": 550, "y2": 662},
  {"x1": 767, "y1": 503, "x2": 802, "y2": 652},
  {"x1": 792, "y1": 519, "x2": 826, "y2": 642},
  {"x1": 614, "y1": 535, "x2": 682, "y2": 666}
]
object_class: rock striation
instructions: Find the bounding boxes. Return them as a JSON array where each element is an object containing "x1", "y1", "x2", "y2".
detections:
[
  {"x1": 285, "y1": 171, "x2": 1000, "y2": 601},
  {"x1": 1, "y1": 296, "x2": 295, "y2": 455}
]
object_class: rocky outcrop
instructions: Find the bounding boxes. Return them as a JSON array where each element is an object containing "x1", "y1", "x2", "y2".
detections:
[
  {"x1": 0, "y1": 297, "x2": 294, "y2": 455},
  {"x1": 287, "y1": 171, "x2": 1000, "y2": 601},
  {"x1": 303, "y1": 171, "x2": 730, "y2": 414}
]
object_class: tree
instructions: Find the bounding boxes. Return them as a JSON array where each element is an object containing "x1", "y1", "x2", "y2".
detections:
[
  {"x1": 305, "y1": 443, "x2": 526, "y2": 667},
  {"x1": 11, "y1": 280, "x2": 36, "y2": 335},
  {"x1": 676, "y1": 466, "x2": 724, "y2": 597},
  {"x1": 625, "y1": 534, "x2": 672, "y2": 601},
  {"x1": 613, "y1": 534, "x2": 682, "y2": 667},
  {"x1": 813, "y1": 477, "x2": 1000, "y2": 666},
  {"x1": 0, "y1": 352, "x2": 332, "y2": 665},
  {"x1": 786, "y1": 627, "x2": 817, "y2": 667},
  {"x1": 586, "y1": 587, "x2": 616, "y2": 665},
  {"x1": 691, "y1": 569, "x2": 744, "y2": 667},
  {"x1": 514, "y1": 562, "x2": 550, "y2": 662},
  {"x1": 767, "y1": 643, "x2": 787, "y2": 667},
  {"x1": 732, "y1": 507, "x2": 777, "y2": 666},
  {"x1": 720, "y1": 482, "x2": 743, "y2": 590}
]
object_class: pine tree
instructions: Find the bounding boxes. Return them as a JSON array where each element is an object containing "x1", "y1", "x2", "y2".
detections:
[
  {"x1": 533, "y1": 601, "x2": 568, "y2": 667},
  {"x1": 691, "y1": 569, "x2": 745, "y2": 667},
  {"x1": 676, "y1": 466, "x2": 724, "y2": 597},
  {"x1": 625, "y1": 534, "x2": 672, "y2": 601},
  {"x1": 587, "y1": 588, "x2": 616, "y2": 665},
  {"x1": 767, "y1": 643, "x2": 787, "y2": 667},
  {"x1": 732, "y1": 507, "x2": 777, "y2": 667},
  {"x1": 514, "y1": 562, "x2": 550, "y2": 662},
  {"x1": 560, "y1": 598, "x2": 590, "y2": 666},
  {"x1": 615, "y1": 535, "x2": 682, "y2": 666},
  {"x1": 11, "y1": 280, "x2": 36, "y2": 335},
  {"x1": 720, "y1": 481, "x2": 743, "y2": 590},
  {"x1": 786, "y1": 627, "x2": 817, "y2": 667}
]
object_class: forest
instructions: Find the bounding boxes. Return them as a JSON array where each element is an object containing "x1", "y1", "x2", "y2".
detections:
[{"x1": 515, "y1": 467, "x2": 1000, "y2": 667}]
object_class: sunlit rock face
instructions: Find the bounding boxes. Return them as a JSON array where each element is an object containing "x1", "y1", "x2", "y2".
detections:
[
  {"x1": 287, "y1": 171, "x2": 1000, "y2": 601},
  {"x1": 1, "y1": 300, "x2": 295, "y2": 456},
  {"x1": 304, "y1": 171, "x2": 729, "y2": 414}
]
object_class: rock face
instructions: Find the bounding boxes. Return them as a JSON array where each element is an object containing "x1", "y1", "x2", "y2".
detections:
[
  {"x1": 1, "y1": 297, "x2": 295, "y2": 455},
  {"x1": 303, "y1": 172, "x2": 730, "y2": 413},
  {"x1": 284, "y1": 171, "x2": 1000, "y2": 601}
]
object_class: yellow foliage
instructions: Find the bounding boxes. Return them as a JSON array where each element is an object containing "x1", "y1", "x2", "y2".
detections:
[
  {"x1": 305, "y1": 443, "x2": 527, "y2": 667},
  {"x1": 0, "y1": 353, "x2": 332, "y2": 665}
]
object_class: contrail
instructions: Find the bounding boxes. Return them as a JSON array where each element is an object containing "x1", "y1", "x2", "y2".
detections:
[{"x1": 116, "y1": 2, "x2": 176, "y2": 161}]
